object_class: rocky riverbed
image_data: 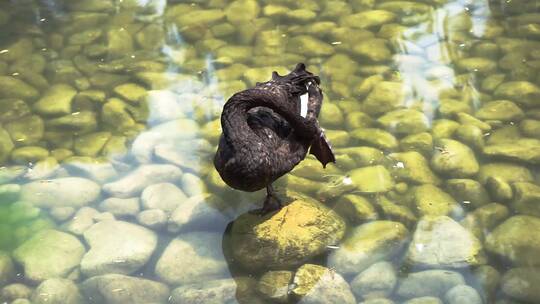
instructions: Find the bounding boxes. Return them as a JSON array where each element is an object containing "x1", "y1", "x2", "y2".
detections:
[{"x1": 0, "y1": 0, "x2": 540, "y2": 303}]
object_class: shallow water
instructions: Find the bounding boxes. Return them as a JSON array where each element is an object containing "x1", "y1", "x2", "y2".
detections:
[{"x1": 0, "y1": 0, "x2": 539, "y2": 303}]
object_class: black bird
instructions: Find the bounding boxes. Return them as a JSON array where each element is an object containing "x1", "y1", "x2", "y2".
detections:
[{"x1": 214, "y1": 63, "x2": 335, "y2": 213}]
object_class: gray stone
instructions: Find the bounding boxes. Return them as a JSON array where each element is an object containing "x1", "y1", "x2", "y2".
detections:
[
  {"x1": 170, "y1": 278, "x2": 237, "y2": 304},
  {"x1": 81, "y1": 220, "x2": 157, "y2": 276},
  {"x1": 31, "y1": 278, "x2": 84, "y2": 304},
  {"x1": 20, "y1": 177, "x2": 100, "y2": 208},
  {"x1": 98, "y1": 197, "x2": 140, "y2": 217},
  {"x1": 141, "y1": 182, "x2": 186, "y2": 214},
  {"x1": 328, "y1": 221, "x2": 409, "y2": 276},
  {"x1": 396, "y1": 270, "x2": 465, "y2": 298},
  {"x1": 402, "y1": 297, "x2": 442, "y2": 304},
  {"x1": 81, "y1": 274, "x2": 169, "y2": 304},
  {"x1": 63, "y1": 157, "x2": 119, "y2": 184},
  {"x1": 292, "y1": 264, "x2": 355, "y2": 304},
  {"x1": 102, "y1": 164, "x2": 182, "y2": 198},
  {"x1": 350, "y1": 261, "x2": 396, "y2": 300},
  {"x1": 136, "y1": 209, "x2": 167, "y2": 230},
  {"x1": 13, "y1": 230, "x2": 85, "y2": 283},
  {"x1": 444, "y1": 285, "x2": 482, "y2": 304},
  {"x1": 167, "y1": 193, "x2": 230, "y2": 233},
  {"x1": 155, "y1": 232, "x2": 228, "y2": 285},
  {"x1": 63, "y1": 207, "x2": 99, "y2": 235},
  {"x1": 0, "y1": 283, "x2": 32, "y2": 302}
]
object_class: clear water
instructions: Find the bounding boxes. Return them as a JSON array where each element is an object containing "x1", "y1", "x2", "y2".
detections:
[{"x1": 0, "y1": 0, "x2": 539, "y2": 303}]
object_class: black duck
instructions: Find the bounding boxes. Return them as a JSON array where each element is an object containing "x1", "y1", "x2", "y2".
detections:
[{"x1": 214, "y1": 63, "x2": 335, "y2": 213}]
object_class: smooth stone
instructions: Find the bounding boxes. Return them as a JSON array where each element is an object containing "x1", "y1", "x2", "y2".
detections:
[
  {"x1": 24, "y1": 157, "x2": 59, "y2": 181},
  {"x1": 350, "y1": 261, "x2": 396, "y2": 300},
  {"x1": 475, "y1": 100, "x2": 524, "y2": 122},
  {"x1": 170, "y1": 278, "x2": 237, "y2": 304},
  {"x1": 113, "y1": 83, "x2": 147, "y2": 103},
  {"x1": 402, "y1": 297, "x2": 443, "y2": 304},
  {"x1": 413, "y1": 184, "x2": 458, "y2": 216},
  {"x1": 49, "y1": 207, "x2": 76, "y2": 222},
  {"x1": 332, "y1": 194, "x2": 378, "y2": 224},
  {"x1": 141, "y1": 182, "x2": 186, "y2": 214},
  {"x1": 454, "y1": 125, "x2": 485, "y2": 151},
  {"x1": 257, "y1": 270, "x2": 293, "y2": 303},
  {"x1": 377, "y1": 109, "x2": 429, "y2": 134},
  {"x1": 46, "y1": 111, "x2": 97, "y2": 133},
  {"x1": 494, "y1": 81, "x2": 540, "y2": 107},
  {"x1": 485, "y1": 215, "x2": 540, "y2": 266},
  {"x1": 63, "y1": 157, "x2": 118, "y2": 184},
  {"x1": 20, "y1": 177, "x2": 100, "y2": 208},
  {"x1": 63, "y1": 207, "x2": 99, "y2": 236},
  {"x1": 328, "y1": 221, "x2": 409, "y2": 276},
  {"x1": 348, "y1": 165, "x2": 395, "y2": 193},
  {"x1": 363, "y1": 81, "x2": 410, "y2": 115},
  {"x1": 231, "y1": 197, "x2": 345, "y2": 270},
  {"x1": 478, "y1": 162, "x2": 533, "y2": 184},
  {"x1": 81, "y1": 274, "x2": 169, "y2": 304},
  {"x1": 136, "y1": 209, "x2": 167, "y2": 230},
  {"x1": 0, "y1": 166, "x2": 26, "y2": 184},
  {"x1": 0, "y1": 252, "x2": 15, "y2": 287},
  {"x1": 483, "y1": 138, "x2": 540, "y2": 164},
  {"x1": 396, "y1": 270, "x2": 465, "y2": 298},
  {"x1": 0, "y1": 184, "x2": 20, "y2": 204},
  {"x1": 0, "y1": 127, "x2": 14, "y2": 164},
  {"x1": 291, "y1": 264, "x2": 355, "y2": 304},
  {"x1": 102, "y1": 164, "x2": 182, "y2": 198},
  {"x1": 11, "y1": 146, "x2": 49, "y2": 164},
  {"x1": 81, "y1": 220, "x2": 157, "y2": 276},
  {"x1": 376, "y1": 196, "x2": 417, "y2": 228},
  {"x1": 13, "y1": 230, "x2": 84, "y2": 283},
  {"x1": 406, "y1": 216, "x2": 485, "y2": 268},
  {"x1": 155, "y1": 231, "x2": 228, "y2": 285},
  {"x1": 100, "y1": 98, "x2": 136, "y2": 132},
  {"x1": 389, "y1": 151, "x2": 441, "y2": 185},
  {"x1": 145, "y1": 90, "x2": 185, "y2": 124},
  {"x1": 445, "y1": 179, "x2": 490, "y2": 208},
  {"x1": 501, "y1": 267, "x2": 540, "y2": 302},
  {"x1": 456, "y1": 57, "x2": 497, "y2": 73},
  {"x1": 0, "y1": 283, "x2": 32, "y2": 303},
  {"x1": 107, "y1": 28, "x2": 133, "y2": 59},
  {"x1": 167, "y1": 193, "x2": 230, "y2": 233},
  {"x1": 444, "y1": 285, "x2": 482, "y2": 304},
  {"x1": 341, "y1": 10, "x2": 396, "y2": 29},
  {"x1": 431, "y1": 119, "x2": 460, "y2": 139},
  {"x1": 512, "y1": 182, "x2": 540, "y2": 216},
  {"x1": 31, "y1": 278, "x2": 84, "y2": 304},
  {"x1": 98, "y1": 197, "x2": 140, "y2": 217},
  {"x1": 154, "y1": 140, "x2": 212, "y2": 173},
  {"x1": 438, "y1": 99, "x2": 472, "y2": 117},
  {"x1": 287, "y1": 35, "x2": 334, "y2": 56},
  {"x1": 33, "y1": 84, "x2": 77, "y2": 116},
  {"x1": 0, "y1": 76, "x2": 38, "y2": 100},
  {"x1": 431, "y1": 139, "x2": 479, "y2": 177},
  {"x1": 73, "y1": 132, "x2": 111, "y2": 157},
  {"x1": 520, "y1": 119, "x2": 540, "y2": 138},
  {"x1": 353, "y1": 39, "x2": 392, "y2": 62},
  {"x1": 5, "y1": 115, "x2": 44, "y2": 145},
  {"x1": 471, "y1": 265, "x2": 501, "y2": 302},
  {"x1": 352, "y1": 128, "x2": 398, "y2": 150}
]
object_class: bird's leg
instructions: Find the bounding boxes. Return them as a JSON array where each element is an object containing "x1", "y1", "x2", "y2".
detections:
[{"x1": 250, "y1": 184, "x2": 282, "y2": 215}]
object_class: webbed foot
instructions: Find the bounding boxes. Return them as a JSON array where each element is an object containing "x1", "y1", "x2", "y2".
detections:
[{"x1": 249, "y1": 185, "x2": 282, "y2": 216}]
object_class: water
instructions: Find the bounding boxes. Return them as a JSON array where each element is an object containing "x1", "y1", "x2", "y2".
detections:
[{"x1": 0, "y1": 0, "x2": 539, "y2": 303}]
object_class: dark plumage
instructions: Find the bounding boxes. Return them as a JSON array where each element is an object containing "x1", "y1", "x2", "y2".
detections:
[{"x1": 214, "y1": 63, "x2": 335, "y2": 213}]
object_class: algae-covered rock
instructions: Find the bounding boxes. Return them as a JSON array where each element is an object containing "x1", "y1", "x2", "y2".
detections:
[
  {"x1": 400, "y1": 132, "x2": 433, "y2": 156},
  {"x1": 113, "y1": 83, "x2": 147, "y2": 103},
  {"x1": 431, "y1": 139, "x2": 479, "y2": 177},
  {"x1": 46, "y1": 111, "x2": 97, "y2": 133},
  {"x1": 389, "y1": 151, "x2": 440, "y2": 185},
  {"x1": 454, "y1": 124, "x2": 484, "y2": 151},
  {"x1": 478, "y1": 162, "x2": 533, "y2": 184},
  {"x1": 169, "y1": 278, "x2": 239, "y2": 304},
  {"x1": 0, "y1": 77, "x2": 38, "y2": 100},
  {"x1": 396, "y1": 270, "x2": 465, "y2": 299},
  {"x1": 31, "y1": 278, "x2": 85, "y2": 304},
  {"x1": 11, "y1": 146, "x2": 49, "y2": 164},
  {"x1": 520, "y1": 119, "x2": 540, "y2": 138},
  {"x1": 0, "y1": 99, "x2": 30, "y2": 123},
  {"x1": 291, "y1": 264, "x2": 355, "y2": 304},
  {"x1": 341, "y1": 10, "x2": 396, "y2": 29},
  {"x1": 13, "y1": 229, "x2": 85, "y2": 282},
  {"x1": 443, "y1": 285, "x2": 482, "y2": 304},
  {"x1": 512, "y1": 182, "x2": 540, "y2": 216},
  {"x1": 353, "y1": 39, "x2": 392, "y2": 62},
  {"x1": 483, "y1": 138, "x2": 540, "y2": 164},
  {"x1": 73, "y1": 132, "x2": 111, "y2": 157},
  {"x1": 5, "y1": 115, "x2": 44, "y2": 145},
  {"x1": 431, "y1": 119, "x2": 460, "y2": 139},
  {"x1": 333, "y1": 194, "x2": 378, "y2": 223},
  {"x1": 257, "y1": 270, "x2": 292, "y2": 303},
  {"x1": 0, "y1": 128, "x2": 14, "y2": 164},
  {"x1": 375, "y1": 196, "x2": 417, "y2": 228},
  {"x1": 107, "y1": 28, "x2": 133, "y2": 59},
  {"x1": 402, "y1": 297, "x2": 442, "y2": 304},
  {"x1": 456, "y1": 57, "x2": 497, "y2": 74},
  {"x1": 485, "y1": 215, "x2": 540, "y2": 266},
  {"x1": 461, "y1": 203, "x2": 509, "y2": 240},
  {"x1": 319, "y1": 102, "x2": 344, "y2": 129},
  {"x1": 413, "y1": 184, "x2": 458, "y2": 216},
  {"x1": 287, "y1": 35, "x2": 334, "y2": 56},
  {"x1": 406, "y1": 216, "x2": 485, "y2": 268},
  {"x1": 494, "y1": 81, "x2": 540, "y2": 107},
  {"x1": 328, "y1": 221, "x2": 409, "y2": 276},
  {"x1": 231, "y1": 197, "x2": 345, "y2": 270},
  {"x1": 363, "y1": 81, "x2": 410, "y2": 115},
  {"x1": 438, "y1": 99, "x2": 472, "y2": 117},
  {"x1": 475, "y1": 100, "x2": 524, "y2": 122},
  {"x1": 81, "y1": 274, "x2": 169, "y2": 304},
  {"x1": 349, "y1": 165, "x2": 395, "y2": 193},
  {"x1": 377, "y1": 109, "x2": 429, "y2": 135},
  {"x1": 352, "y1": 128, "x2": 398, "y2": 150},
  {"x1": 445, "y1": 179, "x2": 490, "y2": 208},
  {"x1": 501, "y1": 267, "x2": 540, "y2": 303},
  {"x1": 0, "y1": 251, "x2": 15, "y2": 286},
  {"x1": 33, "y1": 84, "x2": 77, "y2": 116}
]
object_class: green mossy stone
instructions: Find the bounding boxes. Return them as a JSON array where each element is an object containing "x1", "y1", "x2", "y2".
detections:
[
  {"x1": 74, "y1": 132, "x2": 112, "y2": 157},
  {"x1": 5, "y1": 115, "x2": 44, "y2": 146},
  {"x1": 486, "y1": 125, "x2": 521, "y2": 145},
  {"x1": 46, "y1": 111, "x2": 98, "y2": 133},
  {"x1": 51, "y1": 148, "x2": 74, "y2": 162},
  {"x1": 363, "y1": 81, "x2": 410, "y2": 115},
  {"x1": 242, "y1": 67, "x2": 288, "y2": 87},
  {"x1": 454, "y1": 124, "x2": 484, "y2": 151},
  {"x1": 0, "y1": 128, "x2": 14, "y2": 164},
  {"x1": 485, "y1": 176, "x2": 513, "y2": 202},
  {"x1": 461, "y1": 203, "x2": 509, "y2": 239},
  {"x1": 354, "y1": 74, "x2": 383, "y2": 97},
  {"x1": 325, "y1": 130, "x2": 350, "y2": 147},
  {"x1": 438, "y1": 99, "x2": 472, "y2": 118},
  {"x1": 113, "y1": 83, "x2": 147, "y2": 103},
  {"x1": 319, "y1": 102, "x2": 343, "y2": 128},
  {"x1": 481, "y1": 74, "x2": 506, "y2": 92},
  {"x1": 0, "y1": 77, "x2": 39, "y2": 100},
  {"x1": 0, "y1": 99, "x2": 30, "y2": 123},
  {"x1": 216, "y1": 45, "x2": 253, "y2": 63},
  {"x1": 483, "y1": 138, "x2": 540, "y2": 164},
  {"x1": 101, "y1": 98, "x2": 137, "y2": 132},
  {"x1": 349, "y1": 165, "x2": 395, "y2": 193},
  {"x1": 475, "y1": 100, "x2": 524, "y2": 122},
  {"x1": 478, "y1": 162, "x2": 533, "y2": 184},
  {"x1": 0, "y1": 184, "x2": 21, "y2": 204},
  {"x1": 333, "y1": 194, "x2": 378, "y2": 223},
  {"x1": 512, "y1": 182, "x2": 540, "y2": 217},
  {"x1": 341, "y1": 10, "x2": 396, "y2": 29},
  {"x1": 353, "y1": 39, "x2": 392, "y2": 62},
  {"x1": 377, "y1": 109, "x2": 429, "y2": 135},
  {"x1": 210, "y1": 22, "x2": 236, "y2": 37},
  {"x1": 282, "y1": 175, "x2": 321, "y2": 194},
  {"x1": 262, "y1": 4, "x2": 288, "y2": 17},
  {"x1": 431, "y1": 139, "x2": 479, "y2": 177},
  {"x1": 456, "y1": 57, "x2": 497, "y2": 74},
  {"x1": 68, "y1": 29, "x2": 103, "y2": 45},
  {"x1": 33, "y1": 84, "x2": 77, "y2": 116},
  {"x1": 413, "y1": 184, "x2": 458, "y2": 216},
  {"x1": 102, "y1": 135, "x2": 127, "y2": 158},
  {"x1": 335, "y1": 146, "x2": 385, "y2": 167},
  {"x1": 225, "y1": 0, "x2": 259, "y2": 24},
  {"x1": 345, "y1": 111, "x2": 373, "y2": 130},
  {"x1": 494, "y1": 81, "x2": 540, "y2": 107},
  {"x1": 520, "y1": 119, "x2": 540, "y2": 138},
  {"x1": 0, "y1": 166, "x2": 26, "y2": 185},
  {"x1": 135, "y1": 24, "x2": 165, "y2": 50},
  {"x1": 457, "y1": 113, "x2": 491, "y2": 132},
  {"x1": 0, "y1": 38, "x2": 33, "y2": 62},
  {"x1": 257, "y1": 270, "x2": 293, "y2": 303},
  {"x1": 375, "y1": 196, "x2": 417, "y2": 228},
  {"x1": 377, "y1": 1, "x2": 430, "y2": 15},
  {"x1": 285, "y1": 9, "x2": 317, "y2": 23},
  {"x1": 287, "y1": 35, "x2": 334, "y2": 57},
  {"x1": 11, "y1": 146, "x2": 50, "y2": 164},
  {"x1": 352, "y1": 128, "x2": 398, "y2": 150},
  {"x1": 254, "y1": 30, "x2": 286, "y2": 56},
  {"x1": 446, "y1": 179, "x2": 490, "y2": 208},
  {"x1": 107, "y1": 28, "x2": 133, "y2": 59},
  {"x1": 89, "y1": 72, "x2": 130, "y2": 89},
  {"x1": 400, "y1": 132, "x2": 433, "y2": 156},
  {"x1": 389, "y1": 151, "x2": 441, "y2": 185},
  {"x1": 501, "y1": 267, "x2": 540, "y2": 303},
  {"x1": 10, "y1": 54, "x2": 46, "y2": 74},
  {"x1": 322, "y1": 54, "x2": 358, "y2": 81}
]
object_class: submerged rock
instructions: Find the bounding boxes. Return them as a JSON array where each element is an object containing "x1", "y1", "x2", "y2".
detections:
[
  {"x1": 81, "y1": 220, "x2": 157, "y2": 276},
  {"x1": 31, "y1": 278, "x2": 84, "y2": 304},
  {"x1": 291, "y1": 264, "x2": 355, "y2": 304},
  {"x1": 0, "y1": 252, "x2": 15, "y2": 287},
  {"x1": 81, "y1": 274, "x2": 169, "y2": 304},
  {"x1": 13, "y1": 230, "x2": 84, "y2": 282},
  {"x1": 20, "y1": 177, "x2": 100, "y2": 208},
  {"x1": 501, "y1": 267, "x2": 540, "y2": 302},
  {"x1": 512, "y1": 182, "x2": 540, "y2": 216},
  {"x1": 257, "y1": 270, "x2": 293, "y2": 303},
  {"x1": 478, "y1": 162, "x2": 533, "y2": 184},
  {"x1": 231, "y1": 196, "x2": 345, "y2": 270},
  {"x1": 475, "y1": 100, "x2": 524, "y2": 122},
  {"x1": 396, "y1": 270, "x2": 465, "y2": 299},
  {"x1": 33, "y1": 84, "x2": 77, "y2": 116},
  {"x1": 494, "y1": 81, "x2": 540, "y2": 107},
  {"x1": 413, "y1": 184, "x2": 458, "y2": 216},
  {"x1": 350, "y1": 261, "x2": 396, "y2": 300},
  {"x1": 170, "y1": 278, "x2": 237, "y2": 304},
  {"x1": 483, "y1": 138, "x2": 540, "y2": 164},
  {"x1": 167, "y1": 193, "x2": 230, "y2": 233},
  {"x1": 405, "y1": 216, "x2": 485, "y2": 268},
  {"x1": 348, "y1": 165, "x2": 395, "y2": 193},
  {"x1": 328, "y1": 221, "x2": 409, "y2": 276},
  {"x1": 155, "y1": 231, "x2": 228, "y2": 285},
  {"x1": 443, "y1": 285, "x2": 482, "y2": 304},
  {"x1": 141, "y1": 182, "x2": 186, "y2": 214},
  {"x1": 389, "y1": 151, "x2": 441, "y2": 185},
  {"x1": 431, "y1": 139, "x2": 479, "y2": 177},
  {"x1": 0, "y1": 76, "x2": 38, "y2": 100}
]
